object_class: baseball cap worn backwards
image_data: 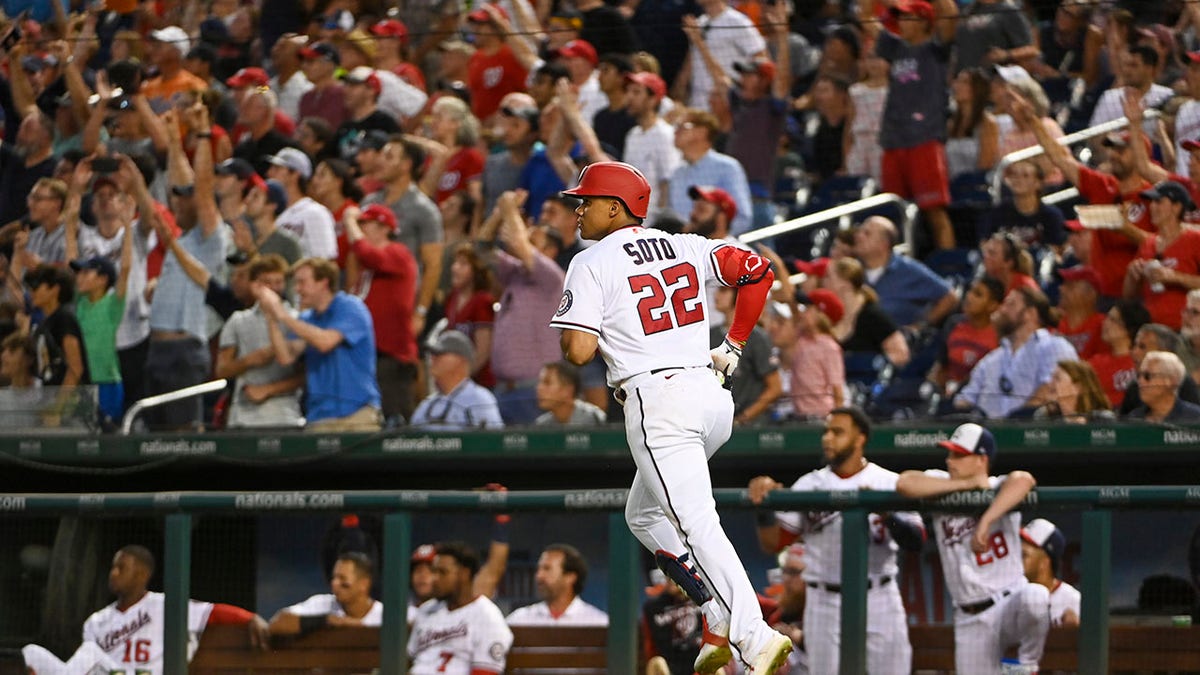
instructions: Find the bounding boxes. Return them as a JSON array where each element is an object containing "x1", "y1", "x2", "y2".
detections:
[{"x1": 938, "y1": 423, "x2": 997, "y2": 461}]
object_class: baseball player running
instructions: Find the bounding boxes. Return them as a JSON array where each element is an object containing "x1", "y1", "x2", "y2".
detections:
[
  {"x1": 749, "y1": 406, "x2": 923, "y2": 674},
  {"x1": 1022, "y1": 518, "x2": 1081, "y2": 628},
  {"x1": 896, "y1": 423, "x2": 1050, "y2": 675},
  {"x1": 551, "y1": 161, "x2": 792, "y2": 674}
]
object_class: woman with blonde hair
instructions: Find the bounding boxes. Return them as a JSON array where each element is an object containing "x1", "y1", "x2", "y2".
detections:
[
  {"x1": 824, "y1": 257, "x2": 910, "y2": 371},
  {"x1": 1035, "y1": 359, "x2": 1114, "y2": 423},
  {"x1": 421, "y1": 96, "x2": 484, "y2": 205}
]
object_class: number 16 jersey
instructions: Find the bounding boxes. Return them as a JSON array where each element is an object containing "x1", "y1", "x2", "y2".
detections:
[
  {"x1": 550, "y1": 227, "x2": 736, "y2": 387},
  {"x1": 925, "y1": 470, "x2": 1024, "y2": 606}
]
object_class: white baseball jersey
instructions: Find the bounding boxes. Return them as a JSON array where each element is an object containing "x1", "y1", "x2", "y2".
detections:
[
  {"x1": 283, "y1": 594, "x2": 383, "y2": 626},
  {"x1": 778, "y1": 463, "x2": 915, "y2": 675},
  {"x1": 775, "y1": 463, "x2": 914, "y2": 583},
  {"x1": 926, "y1": 470, "x2": 1025, "y2": 606},
  {"x1": 1049, "y1": 580, "x2": 1081, "y2": 627},
  {"x1": 551, "y1": 227, "x2": 742, "y2": 387},
  {"x1": 81, "y1": 591, "x2": 212, "y2": 675},
  {"x1": 408, "y1": 596, "x2": 513, "y2": 675},
  {"x1": 506, "y1": 597, "x2": 609, "y2": 626}
]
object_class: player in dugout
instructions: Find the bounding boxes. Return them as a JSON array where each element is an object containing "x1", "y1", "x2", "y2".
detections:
[{"x1": 22, "y1": 545, "x2": 269, "y2": 675}]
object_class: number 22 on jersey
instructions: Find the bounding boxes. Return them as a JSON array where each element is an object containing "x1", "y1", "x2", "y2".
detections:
[{"x1": 628, "y1": 262, "x2": 703, "y2": 335}]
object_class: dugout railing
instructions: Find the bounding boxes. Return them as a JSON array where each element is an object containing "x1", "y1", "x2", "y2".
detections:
[{"x1": 7, "y1": 486, "x2": 1199, "y2": 675}]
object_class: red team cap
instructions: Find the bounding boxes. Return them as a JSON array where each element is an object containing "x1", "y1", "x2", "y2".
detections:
[
  {"x1": 562, "y1": 161, "x2": 652, "y2": 219},
  {"x1": 359, "y1": 204, "x2": 399, "y2": 230},
  {"x1": 938, "y1": 423, "x2": 997, "y2": 461},
  {"x1": 412, "y1": 544, "x2": 437, "y2": 564},
  {"x1": 625, "y1": 71, "x2": 667, "y2": 100},
  {"x1": 793, "y1": 257, "x2": 830, "y2": 278},
  {"x1": 554, "y1": 39, "x2": 599, "y2": 66},
  {"x1": 341, "y1": 66, "x2": 383, "y2": 95},
  {"x1": 1058, "y1": 265, "x2": 1102, "y2": 291},
  {"x1": 891, "y1": 0, "x2": 935, "y2": 23},
  {"x1": 467, "y1": 4, "x2": 508, "y2": 24},
  {"x1": 370, "y1": 18, "x2": 409, "y2": 42},
  {"x1": 226, "y1": 67, "x2": 270, "y2": 89},
  {"x1": 688, "y1": 185, "x2": 738, "y2": 222},
  {"x1": 801, "y1": 288, "x2": 844, "y2": 324}
]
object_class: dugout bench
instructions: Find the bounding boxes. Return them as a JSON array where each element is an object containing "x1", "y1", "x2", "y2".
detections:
[{"x1": 189, "y1": 624, "x2": 1200, "y2": 673}]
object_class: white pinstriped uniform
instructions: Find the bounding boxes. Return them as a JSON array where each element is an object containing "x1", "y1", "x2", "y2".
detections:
[
  {"x1": 775, "y1": 464, "x2": 914, "y2": 675},
  {"x1": 925, "y1": 470, "x2": 1050, "y2": 674}
]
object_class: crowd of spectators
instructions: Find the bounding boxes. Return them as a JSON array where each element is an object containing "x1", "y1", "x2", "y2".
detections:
[{"x1": 2, "y1": 0, "x2": 1200, "y2": 431}]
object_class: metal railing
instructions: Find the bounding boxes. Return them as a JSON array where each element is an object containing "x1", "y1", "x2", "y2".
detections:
[
  {"x1": 990, "y1": 111, "x2": 1161, "y2": 205},
  {"x1": 120, "y1": 379, "x2": 228, "y2": 434},
  {"x1": 13, "y1": 486, "x2": 1200, "y2": 675},
  {"x1": 739, "y1": 192, "x2": 920, "y2": 253}
]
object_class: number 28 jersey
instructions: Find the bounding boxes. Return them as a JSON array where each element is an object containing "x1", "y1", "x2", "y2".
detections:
[
  {"x1": 550, "y1": 227, "x2": 737, "y2": 387},
  {"x1": 925, "y1": 470, "x2": 1024, "y2": 606}
]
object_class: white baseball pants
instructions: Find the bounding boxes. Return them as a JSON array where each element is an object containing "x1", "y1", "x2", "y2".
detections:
[
  {"x1": 22, "y1": 641, "x2": 121, "y2": 675},
  {"x1": 803, "y1": 581, "x2": 912, "y2": 675},
  {"x1": 954, "y1": 582, "x2": 1050, "y2": 674},
  {"x1": 621, "y1": 368, "x2": 778, "y2": 663}
]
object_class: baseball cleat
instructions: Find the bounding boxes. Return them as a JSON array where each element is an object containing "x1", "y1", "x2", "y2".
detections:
[
  {"x1": 749, "y1": 632, "x2": 792, "y2": 674},
  {"x1": 693, "y1": 618, "x2": 732, "y2": 674}
]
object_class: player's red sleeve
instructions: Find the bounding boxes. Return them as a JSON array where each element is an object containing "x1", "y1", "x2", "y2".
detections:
[
  {"x1": 206, "y1": 603, "x2": 255, "y2": 625},
  {"x1": 712, "y1": 246, "x2": 775, "y2": 346},
  {"x1": 470, "y1": 669, "x2": 503, "y2": 675}
]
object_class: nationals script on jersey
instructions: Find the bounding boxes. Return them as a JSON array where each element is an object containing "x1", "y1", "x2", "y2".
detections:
[
  {"x1": 775, "y1": 463, "x2": 915, "y2": 583},
  {"x1": 81, "y1": 591, "x2": 212, "y2": 675},
  {"x1": 551, "y1": 227, "x2": 750, "y2": 387},
  {"x1": 925, "y1": 470, "x2": 1024, "y2": 605},
  {"x1": 408, "y1": 596, "x2": 513, "y2": 674}
]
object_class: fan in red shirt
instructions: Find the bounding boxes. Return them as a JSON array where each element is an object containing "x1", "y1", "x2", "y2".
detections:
[
  {"x1": 369, "y1": 19, "x2": 427, "y2": 92},
  {"x1": 930, "y1": 276, "x2": 1002, "y2": 393},
  {"x1": 443, "y1": 243, "x2": 498, "y2": 388},
  {"x1": 1087, "y1": 300, "x2": 1150, "y2": 407},
  {"x1": 424, "y1": 97, "x2": 485, "y2": 205},
  {"x1": 1014, "y1": 91, "x2": 1153, "y2": 300},
  {"x1": 343, "y1": 204, "x2": 419, "y2": 423},
  {"x1": 1123, "y1": 181, "x2": 1200, "y2": 330},
  {"x1": 1055, "y1": 266, "x2": 1106, "y2": 358},
  {"x1": 465, "y1": 4, "x2": 530, "y2": 121}
]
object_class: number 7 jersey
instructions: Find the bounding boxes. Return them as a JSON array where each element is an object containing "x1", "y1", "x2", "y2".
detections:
[
  {"x1": 551, "y1": 227, "x2": 738, "y2": 387},
  {"x1": 925, "y1": 470, "x2": 1025, "y2": 606}
]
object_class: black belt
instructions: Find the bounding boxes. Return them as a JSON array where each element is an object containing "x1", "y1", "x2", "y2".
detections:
[
  {"x1": 650, "y1": 366, "x2": 687, "y2": 375},
  {"x1": 958, "y1": 589, "x2": 1010, "y2": 615},
  {"x1": 806, "y1": 576, "x2": 892, "y2": 594}
]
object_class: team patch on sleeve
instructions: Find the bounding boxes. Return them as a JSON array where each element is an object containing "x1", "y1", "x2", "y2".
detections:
[
  {"x1": 489, "y1": 641, "x2": 506, "y2": 660},
  {"x1": 556, "y1": 290, "x2": 574, "y2": 317}
]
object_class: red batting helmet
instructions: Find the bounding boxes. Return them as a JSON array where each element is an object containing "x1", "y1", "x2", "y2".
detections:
[{"x1": 561, "y1": 161, "x2": 652, "y2": 219}]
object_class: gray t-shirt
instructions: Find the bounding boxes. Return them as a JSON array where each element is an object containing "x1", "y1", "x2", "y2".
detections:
[
  {"x1": 26, "y1": 223, "x2": 66, "y2": 264},
  {"x1": 954, "y1": 1, "x2": 1033, "y2": 73},
  {"x1": 534, "y1": 400, "x2": 608, "y2": 426},
  {"x1": 218, "y1": 304, "x2": 303, "y2": 428},
  {"x1": 362, "y1": 185, "x2": 443, "y2": 273},
  {"x1": 150, "y1": 224, "x2": 228, "y2": 339},
  {"x1": 710, "y1": 324, "x2": 776, "y2": 421},
  {"x1": 482, "y1": 150, "x2": 525, "y2": 217},
  {"x1": 876, "y1": 30, "x2": 951, "y2": 150}
]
